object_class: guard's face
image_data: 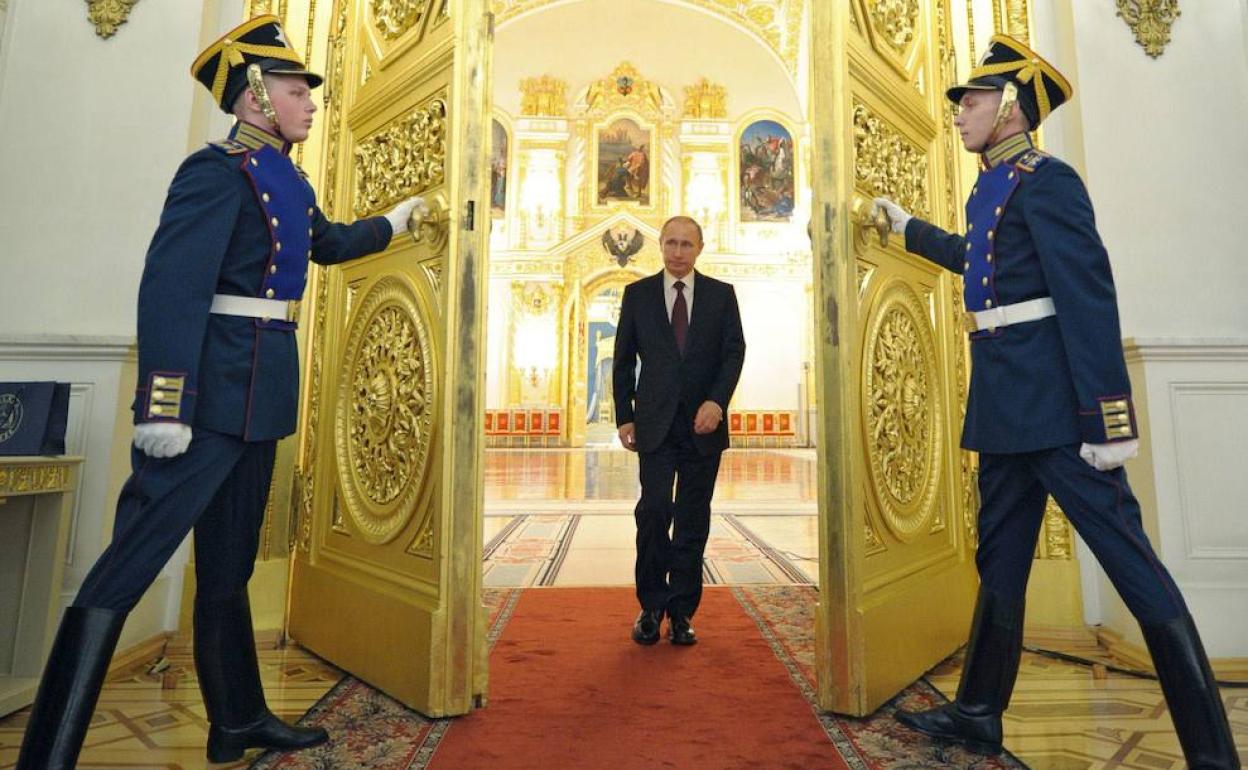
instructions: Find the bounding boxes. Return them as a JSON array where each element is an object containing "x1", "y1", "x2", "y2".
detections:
[
  {"x1": 954, "y1": 89, "x2": 1002, "y2": 152},
  {"x1": 267, "y1": 74, "x2": 317, "y2": 143},
  {"x1": 661, "y1": 220, "x2": 703, "y2": 279}
]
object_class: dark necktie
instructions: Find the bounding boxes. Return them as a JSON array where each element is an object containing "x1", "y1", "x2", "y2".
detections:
[{"x1": 672, "y1": 280, "x2": 688, "y2": 355}]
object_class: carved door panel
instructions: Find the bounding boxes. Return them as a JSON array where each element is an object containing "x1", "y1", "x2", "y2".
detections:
[
  {"x1": 287, "y1": 0, "x2": 491, "y2": 715},
  {"x1": 810, "y1": 0, "x2": 978, "y2": 715}
]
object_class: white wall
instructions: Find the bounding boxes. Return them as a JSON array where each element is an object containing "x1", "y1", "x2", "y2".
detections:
[
  {"x1": 1032, "y1": 1, "x2": 1248, "y2": 654},
  {"x1": 0, "y1": 0, "x2": 242, "y2": 641}
]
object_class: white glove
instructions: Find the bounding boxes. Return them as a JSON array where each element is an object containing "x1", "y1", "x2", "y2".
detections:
[
  {"x1": 383, "y1": 196, "x2": 429, "y2": 237},
  {"x1": 872, "y1": 197, "x2": 912, "y2": 235},
  {"x1": 134, "y1": 422, "x2": 193, "y2": 459},
  {"x1": 1079, "y1": 439, "x2": 1139, "y2": 472}
]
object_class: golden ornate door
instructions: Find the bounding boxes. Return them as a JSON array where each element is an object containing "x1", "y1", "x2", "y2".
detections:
[
  {"x1": 809, "y1": 0, "x2": 979, "y2": 715},
  {"x1": 286, "y1": 0, "x2": 491, "y2": 715}
]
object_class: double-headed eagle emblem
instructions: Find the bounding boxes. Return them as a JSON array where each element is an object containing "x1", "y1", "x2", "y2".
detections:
[{"x1": 602, "y1": 226, "x2": 644, "y2": 267}]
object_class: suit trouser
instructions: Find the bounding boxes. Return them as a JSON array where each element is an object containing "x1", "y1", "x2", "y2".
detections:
[
  {"x1": 977, "y1": 444, "x2": 1184, "y2": 623},
  {"x1": 635, "y1": 414, "x2": 723, "y2": 618},
  {"x1": 74, "y1": 429, "x2": 276, "y2": 612}
]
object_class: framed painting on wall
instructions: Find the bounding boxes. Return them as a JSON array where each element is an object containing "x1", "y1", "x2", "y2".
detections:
[
  {"x1": 596, "y1": 117, "x2": 650, "y2": 206},
  {"x1": 739, "y1": 119, "x2": 795, "y2": 222}
]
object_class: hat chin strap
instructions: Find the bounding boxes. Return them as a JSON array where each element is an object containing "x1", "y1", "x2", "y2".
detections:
[
  {"x1": 245, "y1": 64, "x2": 286, "y2": 140},
  {"x1": 976, "y1": 81, "x2": 1019, "y2": 154}
]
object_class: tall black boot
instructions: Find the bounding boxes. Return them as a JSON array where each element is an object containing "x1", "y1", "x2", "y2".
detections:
[
  {"x1": 193, "y1": 591, "x2": 328, "y2": 762},
  {"x1": 16, "y1": 606, "x2": 126, "y2": 770},
  {"x1": 1141, "y1": 614, "x2": 1240, "y2": 770},
  {"x1": 895, "y1": 587, "x2": 1025, "y2": 754}
]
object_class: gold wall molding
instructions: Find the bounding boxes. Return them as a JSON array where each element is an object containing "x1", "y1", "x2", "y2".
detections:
[
  {"x1": 867, "y1": 0, "x2": 920, "y2": 53},
  {"x1": 852, "y1": 101, "x2": 930, "y2": 219},
  {"x1": 994, "y1": 0, "x2": 1030, "y2": 44},
  {"x1": 353, "y1": 97, "x2": 448, "y2": 217},
  {"x1": 372, "y1": 0, "x2": 429, "y2": 39},
  {"x1": 1116, "y1": 0, "x2": 1180, "y2": 58},
  {"x1": 333, "y1": 276, "x2": 436, "y2": 546},
  {"x1": 493, "y1": 0, "x2": 802, "y2": 77},
  {"x1": 862, "y1": 281, "x2": 942, "y2": 541},
  {"x1": 682, "y1": 78, "x2": 728, "y2": 119},
  {"x1": 584, "y1": 62, "x2": 666, "y2": 118},
  {"x1": 520, "y1": 75, "x2": 567, "y2": 116},
  {"x1": 85, "y1": 0, "x2": 138, "y2": 39}
]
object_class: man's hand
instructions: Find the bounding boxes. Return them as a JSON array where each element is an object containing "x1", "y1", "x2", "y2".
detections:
[
  {"x1": 134, "y1": 422, "x2": 193, "y2": 459},
  {"x1": 872, "y1": 197, "x2": 912, "y2": 235},
  {"x1": 1079, "y1": 439, "x2": 1139, "y2": 471},
  {"x1": 383, "y1": 196, "x2": 430, "y2": 236},
  {"x1": 618, "y1": 422, "x2": 638, "y2": 452},
  {"x1": 693, "y1": 401, "x2": 723, "y2": 435}
]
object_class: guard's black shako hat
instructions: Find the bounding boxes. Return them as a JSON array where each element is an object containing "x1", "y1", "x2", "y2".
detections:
[
  {"x1": 191, "y1": 15, "x2": 323, "y2": 113},
  {"x1": 947, "y1": 34, "x2": 1073, "y2": 129}
]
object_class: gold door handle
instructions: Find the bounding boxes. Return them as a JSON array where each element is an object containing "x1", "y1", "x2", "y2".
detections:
[{"x1": 852, "y1": 197, "x2": 891, "y2": 249}]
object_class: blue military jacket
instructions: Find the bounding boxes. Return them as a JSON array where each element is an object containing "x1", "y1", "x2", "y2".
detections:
[
  {"x1": 134, "y1": 121, "x2": 393, "y2": 441},
  {"x1": 905, "y1": 132, "x2": 1138, "y2": 454}
]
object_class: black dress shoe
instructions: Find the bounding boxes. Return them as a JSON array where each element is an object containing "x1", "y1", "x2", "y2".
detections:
[
  {"x1": 668, "y1": 614, "x2": 697, "y2": 646},
  {"x1": 894, "y1": 703, "x2": 1002, "y2": 754},
  {"x1": 207, "y1": 711, "x2": 329, "y2": 762},
  {"x1": 632, "y1": 609, "x2": 663, "y2": 645}
]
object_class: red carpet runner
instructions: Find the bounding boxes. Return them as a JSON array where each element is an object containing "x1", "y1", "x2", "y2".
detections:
[
  {"x1": 251, "y1": 586, "x2": 1026, "y2": 769},
  {"x1": 427, "y1": 587, "x2": 842, "y2": 770}
]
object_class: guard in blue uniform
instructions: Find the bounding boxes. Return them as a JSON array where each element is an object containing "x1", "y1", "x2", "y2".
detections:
[
  {"x1": 17, "y1": 16, "x2": 425, "y2": 769},
  {"x1": 874, "y1": 36, "x2": 1238, "y2": 765}
]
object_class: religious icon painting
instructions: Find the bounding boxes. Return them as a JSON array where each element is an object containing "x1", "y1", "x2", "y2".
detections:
[
  {"x1": 597, "y1": 117, "x2": 651, "y2": 206},
  {"x1": 491, "y1": 119, "x2": 509, "y2": 218},
  {"x1": 739, "y1": 119, "x2": 795, "y2": 222}
]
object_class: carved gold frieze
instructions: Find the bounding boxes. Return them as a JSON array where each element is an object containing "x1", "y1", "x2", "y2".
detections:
[
  {"x1": 372, "y1": 0, "x2": 430, "y2": 40},
  {"x1": 682, "y1": 78, "x2": 727, "y2": 120},
  {"x1": 0, "y1": 461, "x2": 74, "y2": 496},
  {"x1": 994, "y1": 0, "x2": 1030, "y2": 43},
  {"x1": 853, "y1": 102, "x2": 930, "y2": 219},
  {"x1": 863, "y1": 281, "x2": 942, "y2": 541},
  {"x1": 584, "y1": 62, "x2": 666, "y2": 118},
  {"x1": 520, "y1": 75, "x2": 567, "y2": 117},
  {"x1": 867, "y1": 0, "x2": 919, "y2": 53},
  {"x1": 353, "y1": 97, "x2": 448, "y2": 217},
  {"x1": 1116, "y1": 0, "x2": 1180, "y2": 59},
  {"x1": 1038, "y1": 497, "x2": 1074, "y2": 559},
  {"x1": 86, "y1": 0, "x2": 139, "y2": 39},
  {"x1": 334, "y1": 276, "x2": 436, "y2": 545}
]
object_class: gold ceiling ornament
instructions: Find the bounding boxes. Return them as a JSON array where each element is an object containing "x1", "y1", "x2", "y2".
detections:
[
  {"x1": 584, "y1": 62, "x2": 665, "y2": 117},
  {"x1": 1116, "y1": 0, "x2": 1180, "y2": 59},
  {"x1": 867, "y1": 0, "x2": 920, "y2": 53},
  {"x1": 372, "y1": 0, "x2": 430, "y2": 40},
  {"x1": 682, "y1": 78, "x2": 728, "y2": 120},
  {"x1": 519, "y1": 75, "x2": 567, "y2": 117},
  {"x1": 852, "y1": 101, "x2": 930, "y2": 219},
  {"x1": 334, "y1": 276, "x2": 436, "y2": 545},
  {"x1": 85, "y1": 0, "x2": 139, "y2": 39},
  {"x1": 492, "y1": 0, "x2": 802, "y2": 76},
  {"x1": 354, "y1": 97, "x2": 448, "y2": 217},
  {"x1": 863, "y1": 281, "x2": 943, "y2": 541},
  {"x1": 1037, "y1": 497, "x2": 1074, "y2": 559}
]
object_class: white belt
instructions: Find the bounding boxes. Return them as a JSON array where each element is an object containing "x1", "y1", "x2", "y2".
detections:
[
  {"x1": 210, "y1": 294, "x2": 298, "y2": 323},
  {"x1": 964, "y1": 296, "x2": 1055, "y2": 333}
]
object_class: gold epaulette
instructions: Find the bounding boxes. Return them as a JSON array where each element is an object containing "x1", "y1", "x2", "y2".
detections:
[
  {"x1": 1014, "y1": 149, "x2": 1050, "y2": 173},
  {"x1": 208, "y1": 138, "x2": 249, "y2": 155}
]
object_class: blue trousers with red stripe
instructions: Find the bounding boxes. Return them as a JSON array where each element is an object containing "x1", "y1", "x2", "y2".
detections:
[
  {"x1": 977, "y1": 444, "x2": 1185, "y2": 624},
  {"x1": 73, "y1": 429, "x2": 275, "y2": 612}
]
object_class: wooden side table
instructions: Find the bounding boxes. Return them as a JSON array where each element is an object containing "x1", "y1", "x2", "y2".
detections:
[{"x1": 0, "y1": 456, "x2": 82, "y2": 716}]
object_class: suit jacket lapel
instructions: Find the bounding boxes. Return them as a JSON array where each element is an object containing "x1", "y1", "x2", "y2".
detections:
[
  {"x1": 684, "y1": 269, "x2": 709, "y2": 353},
  {"x1": 649, "y1": 271, "x2": 680, "y2": 356}
]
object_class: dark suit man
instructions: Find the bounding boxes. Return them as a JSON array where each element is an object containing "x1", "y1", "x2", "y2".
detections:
[
  {"x1": 613, "y1": 216, "x2": 745, "y2": 646},
  {"x1": 17, "y1": 16, "x2": 423, "y2": 769},
  {"x1": 874, "y1": 35, "x2": 1237, "y2": 765}
]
